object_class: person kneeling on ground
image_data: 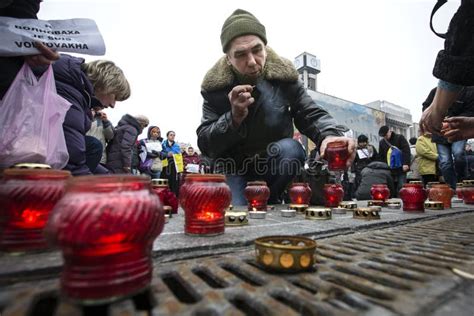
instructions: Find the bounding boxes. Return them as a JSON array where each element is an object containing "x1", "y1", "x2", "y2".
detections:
[
  {"x1": 197, "y1": 9, "x2": 355, "y2": 205},
  {"x1": 355, "y1": 161, "x2": 395, "y2": 200}
]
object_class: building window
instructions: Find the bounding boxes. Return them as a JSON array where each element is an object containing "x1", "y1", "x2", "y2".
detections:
[{"x1": 308, "y1": 77, "x2": 316, "y2": 91}]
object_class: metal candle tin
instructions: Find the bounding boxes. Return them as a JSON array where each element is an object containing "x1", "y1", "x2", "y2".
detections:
[
  {"x1": 424, "y1": 201, "x2": 444, "y2": 210},
  {"x1": 339, "y1": 201, "x2": 357, "y2": 209},
  {"x1": 225, "y1": 211, "x2": 249, "y2": 226},
  {"x1": 386, "y1": 200, "x2": 401, "y2": 209},
  {"x1": 367, "y1": 200, "x2": 386, "y2": 207},
  {"x1": 353, "y1": 207, "x2": 381, "y2": 220},
  {"x1": 369, "y1": 205, "x2": 382, "y2": 212},
  {"x1": 288, "y1": 204, "x2": 309, "y2": 213},
  {"x1": 332, "y1": 207, "x2": 347, "y2": 214},
  {"x1": 163, "y1": 206, "x2": 173, "y2": 217},
  {"x1": 249, "y1": 211, "x2": 267, "y2": 219},
  {"x1": 305, "y1": 208, "x2": 332, "y2": 220},
  {"x1": 255, "y1": 236, "x2": 317, "y2": 272},
  {"x1": 280, "y1": 209, "x2": 297, "y2": 218}
]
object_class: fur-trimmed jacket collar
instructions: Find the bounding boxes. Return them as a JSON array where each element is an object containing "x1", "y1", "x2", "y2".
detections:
[{"x1": 201, "y1": 47, "x2": 299, "y2": 92}]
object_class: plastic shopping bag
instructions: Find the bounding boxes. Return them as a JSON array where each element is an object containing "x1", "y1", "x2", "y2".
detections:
[{"x1": 0, "y1": 63, "x2": 71, "y2": 169}]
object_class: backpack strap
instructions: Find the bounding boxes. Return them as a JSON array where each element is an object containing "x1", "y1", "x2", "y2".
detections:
[
  {"x1": 383, "y1": 138, "x2": 394, "y2": 149},
  {"x1": 430, "y1": 0, "x2": 448, "y2": 39}
]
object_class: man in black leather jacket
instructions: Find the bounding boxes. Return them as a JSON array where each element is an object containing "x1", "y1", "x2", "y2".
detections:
[{"x1": 196, "y1": 9, "x2": 355, "y2": 205}]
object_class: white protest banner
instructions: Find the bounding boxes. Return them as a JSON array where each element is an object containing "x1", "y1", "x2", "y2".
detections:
[
  {"x1": 145, "y1": 142, "x2": 162, "y2": 153},
  {"x1": 0, "y1": 17, "x2": 106, "y2": 56}
]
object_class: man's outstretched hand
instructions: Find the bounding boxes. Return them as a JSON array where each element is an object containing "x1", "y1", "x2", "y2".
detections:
[
  {"x1": 320, "y1": 136, "x2": 357, "y2": 169},
  {"x1": 441, "y1": 117, "x2": 474, "y2": 142}
]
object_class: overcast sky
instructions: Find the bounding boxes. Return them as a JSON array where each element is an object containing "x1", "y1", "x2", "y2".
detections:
[{"x1": 38, "y1": 0, "x2": 459, "y2": 147}]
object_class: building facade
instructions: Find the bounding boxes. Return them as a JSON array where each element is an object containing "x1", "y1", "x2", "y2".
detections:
[{"x1": 294, "y1": 52, "x2": 418, "y2": 152}]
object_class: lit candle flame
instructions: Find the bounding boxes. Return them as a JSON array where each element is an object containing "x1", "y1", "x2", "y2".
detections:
[{"x1": 196, "y1": 211, "x2": 220, "y2": 221}]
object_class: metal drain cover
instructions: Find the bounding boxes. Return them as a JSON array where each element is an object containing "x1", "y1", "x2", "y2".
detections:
[{"x1": 1, "y1": 213, "x2": 474, "y2": 315}]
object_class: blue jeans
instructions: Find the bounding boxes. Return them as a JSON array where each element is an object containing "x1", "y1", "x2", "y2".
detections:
[
  {"x1": 226, "y1": 138, "x2": 306, "y2": 205},
  {"x1": 394, "y1": 172, "x2": 407, "y2": 197},
  {"x1": 467, "y1": 154, "x2": 474, "y2": 179},
  {"x1": 437, "y1": 141, "x2": 467, "y2": 189},
  {"x1": 149, "y1": 171, "x2": 161, "y2": 179},
  {"x1": 93, "y1": 163, "x2": 110, "y2": 174}
]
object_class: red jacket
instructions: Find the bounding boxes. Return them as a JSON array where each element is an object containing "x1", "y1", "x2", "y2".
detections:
[{"x1": 183, "y1": 153, "x2": 200, "y2": 172}]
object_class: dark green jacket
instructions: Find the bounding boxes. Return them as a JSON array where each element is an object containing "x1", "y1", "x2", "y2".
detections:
[{"x1": 196, "y1": 47, "x2": 343, "y2": 167}]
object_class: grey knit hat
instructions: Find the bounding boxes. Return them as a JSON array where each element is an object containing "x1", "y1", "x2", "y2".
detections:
[
  {"x1": 134, "y1": 114, "x2": 149, "y2": 127},
  {"x1": 220, "y1": 9, "x2": 267, "y2": 53}
]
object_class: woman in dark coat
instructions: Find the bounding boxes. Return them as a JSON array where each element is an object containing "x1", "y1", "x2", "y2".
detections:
[
  {"x1": 51, "y1": 55, "x2": 131, "y2": 175},
  {"x1": 106, "y1": 114, "x2": 148, "y2": 174},
  {"x1": 1, "y1": 2, "x2": 130, "y2": 175},
  {"x1": 355, "y1": 161, "x2": 395, "y2": 200}
]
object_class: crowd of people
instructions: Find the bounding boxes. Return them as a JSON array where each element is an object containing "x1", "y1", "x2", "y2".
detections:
[
  {"x1": 1, "y1": 2, "x2": 473, "y2": 205},
  {"x1": 69, "y1": 109, "x2": 205, "y2": 197},
  {"x1": 347, "y1": 124, "x2": 474, "y2": 202}
]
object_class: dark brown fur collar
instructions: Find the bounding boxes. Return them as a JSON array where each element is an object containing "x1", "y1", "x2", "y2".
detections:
[{"x1": 201, "y1": 47, "x2": 299, "y2": 91}]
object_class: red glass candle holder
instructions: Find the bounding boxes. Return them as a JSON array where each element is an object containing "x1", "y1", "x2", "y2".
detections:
[
  {"x1": 180, "y1": 174, "x2": 231, "y2": 236},
  {"x1": 323, "y1": 184, "x2": 344, "y2": 207},
  {"x1": 325, "y1": 141, "x2": 349, "y2": 171},
  {"x1": 399, "y1": 183, "x2": 427, "y2": 212},
  {"x1": 0, "y1": 168, "x2": 70, "y2": 252},
  {"x1": 462, "y1": 181, "x2": 474, "y2": 204},
  {"x1": 426, "y1": 182, "x2": 440, "y2": 197},
  {"x1": 289, "y1": 182, "x2": 312, "y2": 205},
  {"x1": 151, "y1": 179, "x2": 178, "y2": 214},
  {"x1": 45, "y1": 175, "x2": 164, "y2": 304},
  {"x1": 244, "y1": 181, "x2": 270, "y2": 211},
  {"x1": 370, "y1": 184, "x2": 390, "y2": 201},
  {"x1": 456, "y1": 183, "x2": 463, "y2": 199},
  {"x1": 428, "y1": 184, "x2": 454, "y2": 208}
]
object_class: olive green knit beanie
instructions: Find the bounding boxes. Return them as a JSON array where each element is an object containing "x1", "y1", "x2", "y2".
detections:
[{"x1": 220, "y1": 9, "x2": 267, "y2": 53}]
